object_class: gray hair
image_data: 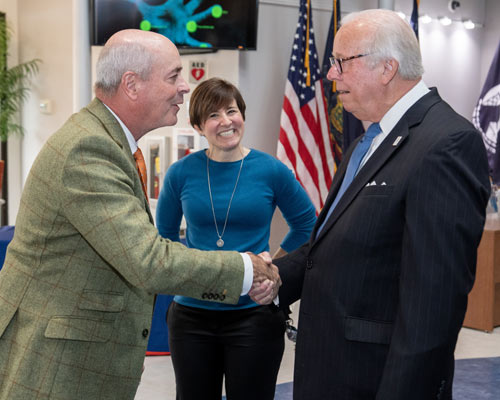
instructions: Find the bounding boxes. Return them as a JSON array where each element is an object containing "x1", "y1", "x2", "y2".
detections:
[
  {"x1": 342, "y1": 9, "x2": 424, "y2": 80},
  {"x1": 94, "y1": 42, "x2": 156, "y2": 96}
]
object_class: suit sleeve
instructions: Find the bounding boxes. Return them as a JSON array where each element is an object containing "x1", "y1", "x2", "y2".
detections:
[
  {"x1": 274, "y1": 242, "x2": 310, "y2": 308},
  {"x1": 59, "y1": 135, "x2": 244, "y2": 303},
  {"x1": 376, "y1": 129, "x2": 490, "y2": 399}
]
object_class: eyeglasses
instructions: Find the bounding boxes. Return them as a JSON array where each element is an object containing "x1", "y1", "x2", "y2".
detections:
[{"x1": 329, "y1": 53, "x2": 370, "y2": 74}]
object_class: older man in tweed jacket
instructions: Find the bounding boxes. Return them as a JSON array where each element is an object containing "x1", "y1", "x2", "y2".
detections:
[{"x1": 0, "y1": 29, "x2": 278, "y2": 399}]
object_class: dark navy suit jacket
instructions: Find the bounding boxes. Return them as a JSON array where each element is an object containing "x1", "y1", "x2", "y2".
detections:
[{"x1": 276, "y1": 88, "x2": 490, "y2": 400}]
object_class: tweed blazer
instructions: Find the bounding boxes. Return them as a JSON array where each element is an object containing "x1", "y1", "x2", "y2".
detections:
[{"x1": 0, "y1": 98, "x2": 244, "y2": 399}]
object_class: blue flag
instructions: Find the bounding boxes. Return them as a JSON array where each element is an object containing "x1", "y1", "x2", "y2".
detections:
[
  {"x1": 321, "y1": 0, "x2": 364, "y2": 159},
  {"x1": 473, "y1": 41, "x2": 500, "y2": 184},
  {"x1": 410, "y1": 0, "x2": 419, "y2": 40}
]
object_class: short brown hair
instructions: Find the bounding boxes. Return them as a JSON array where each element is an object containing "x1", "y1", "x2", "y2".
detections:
[{"x1": 189, "y1": 78, "x2": 246, "y2": 128}]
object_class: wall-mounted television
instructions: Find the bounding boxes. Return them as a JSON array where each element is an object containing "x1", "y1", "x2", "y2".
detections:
[{"x1": 90, "y1": 0, "x2": 259, "y2": 51}]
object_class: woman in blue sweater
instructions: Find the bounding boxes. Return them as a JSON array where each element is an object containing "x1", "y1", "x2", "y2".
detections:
[{"x1": 156, "y1": 78, "x2": 316, "y2": 400}]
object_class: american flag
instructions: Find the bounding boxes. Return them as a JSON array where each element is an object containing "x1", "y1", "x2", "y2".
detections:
[{"x1": 278, "y1": 0, "x2": 334, "y2": 213}]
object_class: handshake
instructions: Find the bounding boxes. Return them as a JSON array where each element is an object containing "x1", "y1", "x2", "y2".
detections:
[{"x1": 247, "y1": 252, "x2": 281, "y2": 305}]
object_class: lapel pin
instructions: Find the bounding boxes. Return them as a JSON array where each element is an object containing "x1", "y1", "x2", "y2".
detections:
[{"x1": 392, "y1": 136, "x2": 403, "y2": 146}]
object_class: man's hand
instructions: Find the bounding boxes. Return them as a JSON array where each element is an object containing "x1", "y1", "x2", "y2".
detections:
[
  {"x1": 247, "y1": 252, "x2": 280, "y2": 304},
  {"x1": 247, "y1": 252, "x2": 279, "y2": 284},
  {"x1": 249, "y1": 279, "x2": 278, "y2": 304},
  {"x1": 256, "y1": 251, "x2": 272, "y2": 265}
]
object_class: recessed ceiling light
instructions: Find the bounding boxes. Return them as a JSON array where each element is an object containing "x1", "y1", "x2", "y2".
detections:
[
  {"x1": 439, "y1": 16, "x2": 452, "y2": 26},
  {"x1": 419, "y1": 14, "x2": 432, "y2": 24},
  {"x1": 463, "y1": 19, "x2": 475, "y2": 30}
]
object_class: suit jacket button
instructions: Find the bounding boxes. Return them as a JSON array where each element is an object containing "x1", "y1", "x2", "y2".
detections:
[
  {"x1": 142, "y1": 329, "x2": 149, "y2": 338},
  {"x1": 214, "y1": 294, "x2": 219, "y2": 300},
  {"x1": 306, "y1": 259, "x2": 313, "y2": 269},
  {"x1": 208, "y1": 293, "x2": 214, "y2": 299},
  {"x1": 220, "y1": 294, "x2": 226, "y2": 301},
  {"x1": 202, "y1": 293, "x2": 208, "y2": 299}
]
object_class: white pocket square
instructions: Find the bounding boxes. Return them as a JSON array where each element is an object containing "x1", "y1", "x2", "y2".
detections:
[{"x1": 366, "y1": 181, "x2": 388, "y2": 187}]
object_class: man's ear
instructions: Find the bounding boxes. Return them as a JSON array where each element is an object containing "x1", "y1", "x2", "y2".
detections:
[
  {"x1": 121, "y1": 71, "x2": 140, "y2": 100},
  {"x1": 382, "y1": 59, "x2": 398, "y2": 85}
]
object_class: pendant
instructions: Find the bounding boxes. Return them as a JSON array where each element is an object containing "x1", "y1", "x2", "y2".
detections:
[{"x1": 217, "y1": 238, "x2": 224, "y2": 248}]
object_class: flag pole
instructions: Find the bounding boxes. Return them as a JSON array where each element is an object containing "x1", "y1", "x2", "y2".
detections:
[
  {"x1": 332, "y1": 0, "x2": 338, "y2": 92},
  {"x1": 305, "y1": 0, "x2": 311, "y2": 86}
]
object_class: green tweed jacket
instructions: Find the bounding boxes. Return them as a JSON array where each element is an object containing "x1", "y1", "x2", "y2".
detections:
[{"x1": 0, "y1": 99, "x2": 244, "y2": 399}]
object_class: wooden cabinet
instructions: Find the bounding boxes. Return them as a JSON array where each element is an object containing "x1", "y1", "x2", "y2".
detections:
[{"x1": 463, "y1": 218, "x2": 500, "y2": 332}]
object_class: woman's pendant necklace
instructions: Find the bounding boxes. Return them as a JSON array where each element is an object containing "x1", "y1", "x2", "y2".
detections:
[{"x1": 207, "y1": 153, "x2": 244, "y2": 248}]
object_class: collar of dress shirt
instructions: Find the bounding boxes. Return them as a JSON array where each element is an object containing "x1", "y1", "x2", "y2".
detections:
[
  {"x1": 103, "y1": 103, "x2": 138, "y2": 154},
  {"x1": 379, "y1": 79, "x2": 430, "y2": 135},
  {"x1": 358, "y1": 80, "x2": 430, "y2": 171}
]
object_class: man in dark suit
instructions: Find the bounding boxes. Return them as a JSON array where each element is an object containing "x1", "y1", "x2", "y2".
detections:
[{"x1": 253, "y1": 8, "x2": 490, "y2": 400}]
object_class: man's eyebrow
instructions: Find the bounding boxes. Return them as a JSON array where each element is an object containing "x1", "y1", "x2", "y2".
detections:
[{"x1": 167, "y1": 66, "x2": 183, "y2": 75}]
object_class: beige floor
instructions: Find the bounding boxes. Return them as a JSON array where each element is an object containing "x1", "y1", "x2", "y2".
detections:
[{"x1": 135, "y1": 304, "x2": 500, "y2": 400}]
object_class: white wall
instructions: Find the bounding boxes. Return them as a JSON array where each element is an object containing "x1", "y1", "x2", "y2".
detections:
[
  {"x1": 0, "y1": 0, "x2": 73, "y2": 224},
  {"x1": 3, "y1": 0, "x2": 497, "y2": 239},
  {"x1": 18, "y1": 0, "x2": 73, "y2": 186},
  {"x1": 481, "y1": 0, "x2": 500, "y2": 85}
]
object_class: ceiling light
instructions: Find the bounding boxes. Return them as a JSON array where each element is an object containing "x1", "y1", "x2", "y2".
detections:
[
  {"x1": 439, "y1": 16, "x2": 452, "y2": 26},
  {"x1": 419, "y1": 14, "x2": 432, "y2": 24},
  {"x1": 463, "y1": 19, "x2": 475, "y2": 30}
]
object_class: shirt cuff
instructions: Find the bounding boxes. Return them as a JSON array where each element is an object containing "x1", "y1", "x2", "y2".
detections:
[{"x1": 240, "y1": 252, "x2": 253, "y2": 295}]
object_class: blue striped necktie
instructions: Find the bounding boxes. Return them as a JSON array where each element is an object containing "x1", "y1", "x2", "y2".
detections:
[{"x1": 316, "y1": 123, "x2": 382, "y2": 237}]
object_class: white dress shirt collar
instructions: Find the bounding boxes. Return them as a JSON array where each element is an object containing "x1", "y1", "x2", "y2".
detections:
[
  {"x1": 379, "y1": 80, "x2": 430, "y2": 135},
  {"x1": 103, "y1": 104, "x2": 138, "y2": 154},
  {"x1": 358, "y1": 80, "x2": 430, "y2": 171}
]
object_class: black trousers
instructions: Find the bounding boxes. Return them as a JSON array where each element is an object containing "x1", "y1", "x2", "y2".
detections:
[{"x1": 166, "y1": 301, "x2": 286, "y2": 400}]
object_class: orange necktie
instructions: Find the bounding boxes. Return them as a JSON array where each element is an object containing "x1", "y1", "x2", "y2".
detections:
[{"x1": 133, "y1": 148, "x2": 149, "y2": 202}]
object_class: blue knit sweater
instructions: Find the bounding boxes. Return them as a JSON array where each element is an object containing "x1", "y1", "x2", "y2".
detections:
[{"x1": 156, "y1": 149, "x2": 316, "y2": 310}]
